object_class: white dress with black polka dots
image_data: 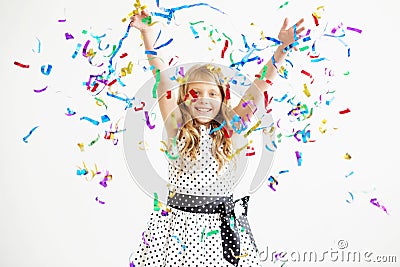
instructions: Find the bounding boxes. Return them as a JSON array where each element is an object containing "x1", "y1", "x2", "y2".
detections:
[{"x1": 132, "y1": 125, "x2": 261, "y2": 267}]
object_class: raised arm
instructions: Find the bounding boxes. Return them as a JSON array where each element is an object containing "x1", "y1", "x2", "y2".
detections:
[
  {"x1": 130, "y1": 10, "x2": 182, "y2": 138},
  {"x1": 233, "y1": 18, "x2": 305, "y2": 120}
]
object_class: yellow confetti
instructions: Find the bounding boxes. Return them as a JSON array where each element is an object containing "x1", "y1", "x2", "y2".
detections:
[
  {"x1": 313, "y1": 5, "x2": 325, "y2": 19},
  {"x1": 344, "y1": 153, "x2": 352, "y2": 160},
  {"x1": 318, "y1": 119, "x2": 327, "y2": 134},
  {"x1": 139, "y1": 140, "x2": 150, "y2": 150},
  {"x1": 122, "y1": 0, "x2": 147, "y2": 22},
  {"x1": 77, "y1": 143, "x2": 84, "y2": 152},
  {"x1": 228, "y1": 140, "x2": 253, "y2": 160},
  {"x1": 121, "y1": 61, "x2": 133, "y2": 77},
  {"x1": 90, "y1": 164, "x2": 100, "y2": 178},
  {"x1": 86, "y1": 48, "x2": 96, "y2": 58},
  {"x1": 229, "y1": 248, "x2": 249, "y2": 259},
  {"x1": 303, "y1": 84, "x2": 311, "y2": 97}
]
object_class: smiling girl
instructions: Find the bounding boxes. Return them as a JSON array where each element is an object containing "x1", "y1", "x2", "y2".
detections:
[{"x1": 130, "y1": 9, "x2": 304, "y2": 267}]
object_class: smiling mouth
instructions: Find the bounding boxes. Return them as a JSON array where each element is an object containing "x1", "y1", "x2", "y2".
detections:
[{"x1": 195, "y1": 107, "x2": 212, "y2": 113}]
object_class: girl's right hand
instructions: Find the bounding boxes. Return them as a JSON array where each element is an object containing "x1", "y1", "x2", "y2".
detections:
[{"x1": 129, "y1": 9, "x2": 151, "y2": 32}]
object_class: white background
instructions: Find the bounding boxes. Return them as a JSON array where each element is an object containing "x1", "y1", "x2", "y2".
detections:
[{"x1": 1, "y1": 0, "x2": 399, "y2": 266}]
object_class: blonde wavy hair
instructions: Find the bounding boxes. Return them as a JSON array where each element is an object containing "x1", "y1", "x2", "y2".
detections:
[{"x1": 176, "y1": 64, "x2": 233, "y2": 172}]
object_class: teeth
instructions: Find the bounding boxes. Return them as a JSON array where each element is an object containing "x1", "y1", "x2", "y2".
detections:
[{"x1": 196, "y1": 108, "x2": 211, "y2": 112}]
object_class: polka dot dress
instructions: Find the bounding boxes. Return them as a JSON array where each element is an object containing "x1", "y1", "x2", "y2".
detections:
[{"x1": 132, "y1": 125, "x2": 261, "y2": 266}]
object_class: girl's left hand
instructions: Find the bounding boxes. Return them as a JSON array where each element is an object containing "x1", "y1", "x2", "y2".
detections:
[{"x1": 278, "y1": 18, "x2": 306, "y2": 51}]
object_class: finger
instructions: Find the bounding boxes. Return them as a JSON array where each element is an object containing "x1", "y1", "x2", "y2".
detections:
[
  {"x1": 296, "y1": 26, "x2": 306, "y2": 34},
  {"x1": 281, "y1": 17, "x2": 289, "y2": 31},
  {"x1": 142, "y1": 9, "x2": 150, "y2": 17},
  {"x1": 295, "y1": 18, "x2": 305, "y2": 27}
]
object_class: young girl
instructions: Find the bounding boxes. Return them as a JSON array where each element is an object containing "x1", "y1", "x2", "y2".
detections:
[{"x1": 130, "y1": 9, "x2": 304, "y2": 267}]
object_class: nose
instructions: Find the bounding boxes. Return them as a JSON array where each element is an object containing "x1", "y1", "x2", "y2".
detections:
[{"x1": 196, "y1": 95, "x2": 210, "y2": 104}]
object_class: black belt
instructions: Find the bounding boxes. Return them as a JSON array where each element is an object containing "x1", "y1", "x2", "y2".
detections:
[{"x1": 167, "y1": 193, "x2": 256, "y2": 266}]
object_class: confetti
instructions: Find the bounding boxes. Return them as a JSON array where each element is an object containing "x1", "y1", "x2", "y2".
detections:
[
  {"x1": 33, "y1": 86, "x2": 48, "y2": 93},
  {"x1": 154, "y1": 38, "x2": 174, "y2": 50},
  {"x1": 77, "y1": 143, "x2": 84, "y2": 152},
  {"x1": 80, "y1": 116, "x2": 100, "y2": 126},
  {"x1": 345, "y1": 192, "x2": 354, "y2": 203},
  {"x1": 206, "y1": 230, "x2": 220, "y2": 236},
  {"x1": 144, "y1": 111, "x2": 155, "y2": 129},
  {"x1": 142, "y1": 231, "x2": 154, "y2": 246},
  {"x1": 58, "y1": 9, "x2": 66, "y2": 22},
  {"x1": 153, "y1": 192, "x2": 160, "y2": 211},
  {"x1": 221, "y1": 39, "x2": 229, "y2": 58},
  {"x1": 171, "y1": 235, "x2": 187, "y2": 254},
  {"x1": 295, "y1": 151, "x2": 302, "y2": 166},
  {"x1": 32, "y1": 37, "x2": 41, "y2": 53},
  {"x1": 71, "y1": 43, "x2": 82, "y2": 59},
  {"x1": 278, "y1": 1, "x2": 289, "y2": 9},
  {"x1": 370, "y1": 198, "x2": 389, "y2": 215},
  {"x1": 65, "y1": 33, "x2": 74, "y2": 40},
  {"x1": 14, "y1": 61, "x2": 29, "y2": 68},
  {"x1": 152, "y1": 69, "x2": 160, "y2": 98},
  {"x1": 312, "y1": 13, "x2": 319, "y2": 26},
  {"x1": 65, "y1": 108, "x2": 76, "y2": 116},
  {"x1": 95, "y1": 197, "x2": 105, "y2": 204},
  {"x1": 346, "y1": 26, "x2": 362, "y2": 34},
  {"x1": 339, "y1": 108, "x2": 351, "y2": 114},
  {"x1": 22, "y1": 126, "x2": 39, "y2": 143},
  {"x1": 229, "y1": 248, "x2": 249, "y2": 259},
  {"x1": 40, "y1": 64, "x2": 53, "y2": 75},
  {"x1": 133, "y1": 101, "x2": 145, "y2": 112}
]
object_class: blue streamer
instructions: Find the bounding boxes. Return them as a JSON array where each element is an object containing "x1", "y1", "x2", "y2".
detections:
[
  {"x1": 80, "y1": 116, "x2": 100, "y2": 126},
  {"x1": 22, "y1": 126, "x2": 39, "y2": 143},
  {"x1": 154, "y1": 38, "x2": 173, "y2": 50},
  {"x1": 151, "y1": 2, "x2": 225, "y2": 24}
]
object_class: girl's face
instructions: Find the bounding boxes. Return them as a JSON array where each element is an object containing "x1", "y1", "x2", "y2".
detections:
[{"x1": 186, "y1": 82, "x2": 223, "y2": 125}]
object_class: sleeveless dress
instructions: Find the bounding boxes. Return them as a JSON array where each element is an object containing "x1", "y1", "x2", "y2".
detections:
[{"x1": 131, "y1": 125, "x2": 261, "y2": 267}]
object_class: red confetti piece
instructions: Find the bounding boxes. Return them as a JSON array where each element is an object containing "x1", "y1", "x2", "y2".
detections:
[
  {"x1": 14, "y1": 61, "x2": 29, "y2": 68},
  {"x1": 189, "y1": 89, "x2": 198, "y2": 98},
  {"x1": 265, "y1": 79, "x2": 273, "y2": 86},
  {"x1": 166, "y1": 90, "x2": 172, "y2": 99},
  {"x1": 107, "y1": 79, "x2": 117, "y2": 86},
  {"x1": 312, "y1": 13, "x2": 319, "y2": 26},
  {"x1": 245, "y1": 146, "x2": 255, "y2": 156},
  {"x1": 134, "y1": 101, "x2": 146, "y2": 111},
  {"x1": 221, "y1": 39, "x2": 229, "y2": 58},
  {"x1": 225, "y1": 83, "x2": 230, "y2": 100},
  {"x1": 263, "y1": 91, "x2": 273, "y2": 110},
  {"x1": 307, "y1": 52, "x2": 320, "y2": 59},
  {"x1": 222, "y1": 126, "x2": 233, "y2": 138},
  {"x1": 168, "y1": 56, "x2": 179, "y2": 66},
  {"x1": 88, "y1": 83, "x2": 99, "y2": 92},
  {"x1": 120, "y1": 52, "x2": 128, "y2": 58},
  {"x1": 339, "y1": 108, "x2": 351, "y2": 114},
  {"x1": 301, "y1": 69, "x2": 314, "y2": 84}
]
